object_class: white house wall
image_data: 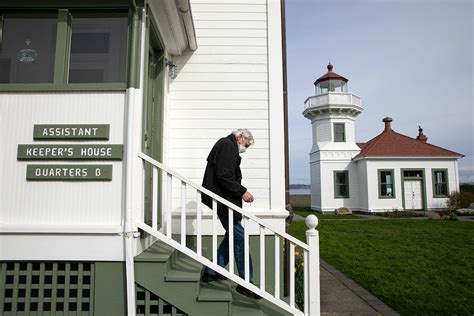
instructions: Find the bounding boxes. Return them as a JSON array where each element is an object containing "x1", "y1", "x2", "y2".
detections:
[
  {"x1": 167, "y1": 0, "x2": 285, "y2": 217},
  {"x1": 0, "y1": 92, "x2": 126, "y2": 229},
  {"x1": 365, "y1": 159, "x2": 459, "y2": 211},
  {"x1": 319, "y1": 160, "x2": 360, "y2": 212}
]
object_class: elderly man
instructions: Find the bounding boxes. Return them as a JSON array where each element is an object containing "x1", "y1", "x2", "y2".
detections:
[{"x1": 200, "y1": 129, "x2": 261, "y2": 300}]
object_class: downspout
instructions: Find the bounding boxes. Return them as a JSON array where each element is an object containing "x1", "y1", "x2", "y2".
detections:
[
  {"x1": 124, "y1": 3, "x2": 147, "y2": 316},
  {"x1": 177, "y1": 0, "x2": 197, "y2": 51},
  {"x1": 281, "y1": 0, "x2": 291, "y2": 297}
]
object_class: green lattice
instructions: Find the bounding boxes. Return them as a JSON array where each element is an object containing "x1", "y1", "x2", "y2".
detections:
[
  {"x1": 0, "y1": 262, "x2": 94, "y2": 315},
  {"x1": 136, "y1": 284, "x2": 187, "y2": 316}
]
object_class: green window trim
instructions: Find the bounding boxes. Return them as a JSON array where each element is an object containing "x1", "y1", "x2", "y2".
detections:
[
  {"x1": 0, "y1": 2, "x2": 141, "y2": 91},
  {"x1": 334, "y1": 170, "x2": 349, "y2": 198},
  {"x1": 378, "y1": 169, "x2": 396, "y2": 199},
  {"x1": 432, "y1": 168, "x2": 449, "y2": 198},
  {"x1": 333, "y1": 123, "x2": 346, "y2": 142}
]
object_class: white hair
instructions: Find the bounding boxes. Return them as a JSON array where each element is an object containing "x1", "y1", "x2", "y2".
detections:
[{"x1": 232, "y1": 128, "x2": 255, "y2": 146}]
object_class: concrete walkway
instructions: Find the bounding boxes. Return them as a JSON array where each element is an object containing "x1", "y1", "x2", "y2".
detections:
[{"x1": 320, "y1": 259, "x2": 399, "y2": 315}]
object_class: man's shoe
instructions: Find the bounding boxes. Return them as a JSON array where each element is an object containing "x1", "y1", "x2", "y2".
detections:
[
  {"x1": 236, "y1": 285, "x2": 262, "y2": 300},
  {"x1": 201, "y1": 272, "x2": 227, "y2": 283}
]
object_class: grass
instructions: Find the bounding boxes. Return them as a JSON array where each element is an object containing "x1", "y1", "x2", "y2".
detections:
[
  {"x1": 290, "y1": 219, "x2": 474, "y2": 315},
  {"x1": 292, "y1": 206, "x2": 363, "y2": 220}
]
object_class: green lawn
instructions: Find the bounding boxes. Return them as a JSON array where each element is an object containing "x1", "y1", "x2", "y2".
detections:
[{"x1": 290, "y1": 219, "x2": 474, "y2": 315}]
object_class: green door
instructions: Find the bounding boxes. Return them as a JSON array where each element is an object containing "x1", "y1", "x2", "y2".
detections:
[{"x1": 143, "y1": 32, "x2": 164, "y2": 227}]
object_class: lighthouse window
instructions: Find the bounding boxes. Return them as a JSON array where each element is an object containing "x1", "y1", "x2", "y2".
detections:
[
  {"x1": 432, "y1": 169, "x2": 448, "y2": 197},
  {"x1": 0, "y1": 14, "x2": 58, "y2": 83},
  {"x1": 334, "y1": 123, "x2": 346, "y2": 142},
  {"x1": 69, "y1": 13, "x2": 128, "y2": 83},
  {"x1": 379, "y1": 169, "x2": 395, "y2": 198},
  {"x1": 334, "y1": 170, "x2": 349, "y2": 198}
]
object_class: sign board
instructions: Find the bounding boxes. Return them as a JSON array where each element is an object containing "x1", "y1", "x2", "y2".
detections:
[
  {"x1": 26, "y1": 165, "x2": 113, "y2": 181},
  {"x1": 33, "y1": 124, "x2": 110, "y2": 140},
  {"x1": 18, "y1": 145, "x2": 123, "y2": 160}
]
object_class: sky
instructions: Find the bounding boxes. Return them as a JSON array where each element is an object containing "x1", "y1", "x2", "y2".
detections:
[{"x1": 285, "y1": 0, "x2": 473, "y2": 184}]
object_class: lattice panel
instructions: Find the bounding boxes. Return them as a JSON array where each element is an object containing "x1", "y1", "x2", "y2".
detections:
[
  {"x1": 0, "y1": 262, "x2": 94, "y2": 315},
  {"x1": 136, "y1": 284, "x2": 187, "y2": 316}
]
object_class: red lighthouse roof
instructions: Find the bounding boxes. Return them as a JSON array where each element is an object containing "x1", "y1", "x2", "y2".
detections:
[
  {"x1": 354, "y1": 118, "x2": 463, "y2": 159},
  {"x1": 314, "y1": 63, "x2": 348, "y2": 85}
]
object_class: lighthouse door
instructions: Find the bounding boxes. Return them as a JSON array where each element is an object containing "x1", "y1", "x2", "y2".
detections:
[{"x1": 143, "y1": 29, "x2": 164, "y2": 227}]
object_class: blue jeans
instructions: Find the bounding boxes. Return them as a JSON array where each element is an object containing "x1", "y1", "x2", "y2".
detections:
[{"x1": 205, "y1": 212, "x2": 253, "y2": 281}]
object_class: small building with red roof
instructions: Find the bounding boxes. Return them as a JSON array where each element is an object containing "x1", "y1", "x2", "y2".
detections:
[{"x1": 303, "y1": 64, "x2": 463, "y2": 213}]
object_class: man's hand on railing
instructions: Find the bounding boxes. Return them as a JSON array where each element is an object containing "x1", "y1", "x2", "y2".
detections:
[{"x1": 242, "y1": 191, "x2": 254, "y2": 203}]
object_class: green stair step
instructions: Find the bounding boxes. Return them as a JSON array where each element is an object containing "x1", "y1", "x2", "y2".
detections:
[
  {"x1": 135, "y1": 241, "x2": 174, "y2": 262},
  {"x1": 165, "y1": 251, "x2": 202, "y2": 282},
  {"x1": 198, "y1": 279, "x2": 232, "y2": 302}
]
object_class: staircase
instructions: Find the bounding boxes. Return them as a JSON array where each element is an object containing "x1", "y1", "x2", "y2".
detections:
[
  {"x1": 133, "y1": 152, "x2": 321, "y2": 315},
  {"x1": 135, "y1": 241, "x2": 291, "y2": 316}
]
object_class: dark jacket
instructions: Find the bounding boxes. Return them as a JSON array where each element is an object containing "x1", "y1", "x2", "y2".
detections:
[{"x1": 201, "y1": 134, "x2": 247, "y2": 221}]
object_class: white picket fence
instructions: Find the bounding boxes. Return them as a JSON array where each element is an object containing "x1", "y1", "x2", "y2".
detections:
[{"x1": 138, "y1": 152, "x2": 320, "y2": 315}]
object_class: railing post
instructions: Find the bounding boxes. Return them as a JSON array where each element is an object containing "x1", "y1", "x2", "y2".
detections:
[{"x1": 305, "y1": 215, "x2": 320, "y2": 316}]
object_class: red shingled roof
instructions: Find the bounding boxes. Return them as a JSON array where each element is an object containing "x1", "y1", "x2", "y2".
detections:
[
  {"x1": 314, "y1": 63, "x2": 348, "y2": 85},
  {"x1": 354, "y1": 129, "x2": 463, "y2": 159}
]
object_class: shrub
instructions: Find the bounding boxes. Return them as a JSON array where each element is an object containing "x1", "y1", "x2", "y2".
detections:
[
  {"x1": 375, "y1": 209, "x2": 423, "y2": 218},
  {"x1": 446, "y1": 191, "x2": 474, "y2": 210}
]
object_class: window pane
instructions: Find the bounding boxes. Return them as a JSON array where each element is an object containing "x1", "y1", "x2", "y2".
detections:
[
  {"x1": 69, "y1": 14, "x2": 128, "y2": 83},
  {"x1": 434, "y1": 170, "x2": 447, "y2": 196},
  {"x1": 0, "y1": 15, "x2": 57, "y2": 83},
  {"x1": 334, "y1": 123, "x2": 345, "y2": 142},
  {"x1": 335, "y1": 171, "x2": 349, "y2": 197}
]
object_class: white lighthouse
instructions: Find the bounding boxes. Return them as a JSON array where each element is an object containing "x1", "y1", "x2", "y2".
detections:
[{"x1": 303, "y1": 63, "x2": 363, "y2": 212}]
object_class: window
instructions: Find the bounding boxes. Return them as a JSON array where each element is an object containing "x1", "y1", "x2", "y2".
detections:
[
  {"x1": 403, "y1": 170, "x2": 423, "y2": 178},
  {"x1": 69, "y1": 13, "x2": 128, "y2": 83},
  {"x1": 334, "y1": 171, "x2": 349, "y2": 198},
  {"x1": 0, "y1": 14, "x2": 58, "y2": 83},
  {"x1": 379, "y1": 169, "x2": 395, "y2": 198},
  {"x1": 0, "y1": 9, "x2": 129, "y2": 87},
  {"x1": 334, "y1": 123, "x2": 346, "y2": 142},
  {"x1": 432, "y1": 169, "x2": 448, "y2": 197}
]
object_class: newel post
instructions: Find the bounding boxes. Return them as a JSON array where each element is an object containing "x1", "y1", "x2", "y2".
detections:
[{"x1": 306, "y1": 215, "x2": 320, "y2": 316}]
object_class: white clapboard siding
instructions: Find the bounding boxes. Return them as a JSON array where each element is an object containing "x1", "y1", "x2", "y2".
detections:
[
  {"x1": 176, "y1": 63, "x2": 267, "y2": 73},
  {"x1": 171, "y1": 82, "x2": 268, "y2": 91},
  {"x1": 168, "y1": 148, "x2": 268, "y2": 159},
  {"x1": 192, "y1": 0, "x2": 266, "y2": 3},
  {"x1": 0, "y1": 92, "x2": 125, "y2": 226},
  {"x1": 180, "y1": 54, "x2": 267, "y2": 64},
  {"x1": 195, "y1": 20, "x2": 266, "y2": 29},
  {"x1": 170, "y1": 91, "x2": 268, "y2": 100},
  {"x1": 169, "y1": 120, "x2": 268, "y2": 130},
  {"x1": 196, "y1": 38, "x2": 267, "y2": 46},
  {"x1": 170, "y1": 109, "x2": 269, "y2": 120},
  {"x1": 171, "y1": 100, "x2": 269, "y2": 109},
  {"x1": 169, "y1": 158, "x2": 269, "y2": 169},
  {"x1": 173, "y1": 73, "x2": 268, "y2": 82},
  {"x1": 195, "y1": 29, "x2": 267, "y2": 38},
  {"x1": 170, "y1": 188, "x2": 270, "y2": 201},
  {"x1": 168, "y1": 168, "x2": 269, "y2": 180},
  {"x1": 180, "y1": 54, "x2": 267, "y2": 65},
  {"x1": 191, "y1": 4, "x2": 267, "y2": 12},
  {"x1": 170, "y1": 129, "x2": 269, "y2": 140},
  {"x1": 193, "y1": 12, "x2": 266, "y2": 21},
  {"x1": 168, "y1": 138, "x2": 269, "y2": 149},
  {"x1": 167, "y1": 0, "x2": 272, "y2": 210},
  {"x1": 190, "y1": 45, "x2": 267, "y2": 55}
]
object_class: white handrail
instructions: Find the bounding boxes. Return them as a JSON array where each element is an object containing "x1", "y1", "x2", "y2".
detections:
[{"x1": 138, "y1": 152, "x2": 308, "y2": 250}]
